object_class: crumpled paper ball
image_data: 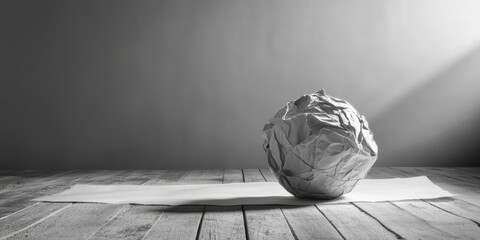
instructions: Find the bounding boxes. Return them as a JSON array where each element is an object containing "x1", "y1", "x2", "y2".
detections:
[{"x1": 262, "y1": 90, "x2": 378, "y2": 199}]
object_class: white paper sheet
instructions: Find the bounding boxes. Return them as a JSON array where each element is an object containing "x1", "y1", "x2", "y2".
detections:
[{"x1": 34, "y1": 176, "x2": 453, "y2": 205}]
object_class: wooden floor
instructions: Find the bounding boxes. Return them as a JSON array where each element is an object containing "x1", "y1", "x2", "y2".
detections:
[{"x1": 0, "y1": 168, "x2": 479, "y2": 240}]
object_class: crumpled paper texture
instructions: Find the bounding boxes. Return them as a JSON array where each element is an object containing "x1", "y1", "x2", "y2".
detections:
[{"x1": 262, "y1": 90, "x2": 378, "y2": 199}]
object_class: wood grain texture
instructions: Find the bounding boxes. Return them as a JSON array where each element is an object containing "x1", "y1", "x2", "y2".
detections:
[
  {"x1": 0, "y1": 203, "x2": 71, "y2": 239},
  {"x1": 0, "y1": 171, "x2": 97, "y2": 218},
  {"x1": 384, "y1": 168, "x2": 480, "y2": 225},
  {"x1": 144, "y1": 170, "x2": 226, "y2": 240},
  {"x1": 87, "y1": 205, "x2": 163, "y2": 240},
  {"x1": 141, "y1": 170, "x2": 203, "y2": 240},
  {"x1": 88, "y1": 170, "x2": 184, "y2": 240},
  {"x1": 317, "y1": 203, "x2": 399, "y2": 240},
  {"x1": 259, "y1": 168, "x2": 345, "y2": 239},
  {"x1": 199, "y1": 206, "x2": 246, "y2": 240},
  {"x1": 5, "y1": 203, "x2": 123, "y2": 240},
  {"x1": 243, "y1": 206, "x2": 295, "y2": 240},
  {"x1": 262, "y1": 168, "x2": 396, "y2": 239},
  {"x1": 143, "y1": 206, "x2": 204, "y2": 240},
  {"x1": 2, "y1": 170, "x2": 157, "y2": 240},
  {"x1": 197, "y1": 169, "x2": 247, "y2": 240},
  {"x1": 243, "y1": 169, "x2": 295, "y2": 240},
  {"x1": 223, "y1": 169, "x2": 244, "y2": 184},
  {"x1": 259, "y1": 168, "x2": 277, "y2": 182},
  {"x1": 147, "y1": 170, "x2": 227, "y2": 239},
  {"x1": 394, "y1": 200, "x2": 480, "y2": 239},
  {"x1": 421, "y1": 168, "x2": 480, "y2": 185},
  {"x1": 180, "y1": 169, "x2": 224, "y2": 184},
  {"x1": 396, "y1": 167, "x2": 480, "y2": 207},
  {"x1": 1, "y1": 168, "x2": 480, "y2": 240},
  {"x1": 143, "y1": 169, "x2": 188, "y2": 185},
  {"x1": 243, "y1": 169, "x2": 266, "y2": 183},
  {"x1": 354, "y1": 202, "x2": 453, "y2": 240},
  {"x1": 458, "y1": 168, "x2": 480, "y2": 174},
  {"x1": 281, "y1": 206, "x2": 343, "y2": 240},
  {"x1": 363, "y1": 167, "x2": 480, "y2": 239},
  {"x1": 435, "y1": 168, "x2": 480, "y2": 177}
]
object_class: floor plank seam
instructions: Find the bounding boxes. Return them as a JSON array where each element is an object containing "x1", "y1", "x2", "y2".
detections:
[
  {"x1": 140, "y1": 209, "x2": 165, "y2": 240},
  {"x1": 423, "y1": 200, "x2": 480, "y2": 227},
  {"x1": 257, "y1": 169, "x2": 268, "y2": 182},
  {"x1": 278, "y1": 208, "x2": 300, "y2": 240},
  {"x1": 241, "y1": 206, "x2": 250, "y2": 240},
  {"x1": 388, "y1": 200, "x2": 456, "y2": 237},
  {"x1": 413, "y1": 168, "x2": 478, "y2": 185},
  {"x1": 0, "y1": 202, "x2": 40, "y2": 221},
  {"x1": 350, "y1": 203, "x2": 404, "y2": 240},
  {"x1": 3, "y1": 168, "x2": 479, "y2": 240},
  {"x1": 194, "y1": 206, "x2": 206, "y2": 240},
  {"x1": 84, "y1": 204, "x2": 129, "y2": 240},
  {"x1": 175, "y1": 170, "x2": 190, "y2": 184},
  {"x1": 457, "y1": 168, "x2": 480, "y2": 174},
  {"x1": 313, "y1": 205, "x2": 346, "y2": 240},
  {"x1": 0, "y1": 203, "x2": 73, "y2": 240}
]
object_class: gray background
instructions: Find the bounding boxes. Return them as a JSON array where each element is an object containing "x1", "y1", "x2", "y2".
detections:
[{"x1": 2, "y1": 0, "x2": 480, "y2": 169}]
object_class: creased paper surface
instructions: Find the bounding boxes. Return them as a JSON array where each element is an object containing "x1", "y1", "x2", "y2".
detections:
[
  {"x1": 262, "y1": 90, "x2": 378, "y2": 199},
  {"x1": 34, "y1": 176, "x2": 453, "y2": 206}
]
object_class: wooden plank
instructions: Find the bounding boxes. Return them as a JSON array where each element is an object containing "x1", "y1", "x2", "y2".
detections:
[
  {"x1": 432, "y1": 167, "x2": 480, "y2": 178},
  {"x1": 458, "y1": 168, "x2": 480, "y2": 174},
  {"x1": 355, "y1": 168, "x2": 463, "y2": 239},
  {"x1": 394, "y1": 200, "x2": 480, "y2": 239},
  {"x1": 6, "y1": 203, "x2": 124, "y2": 240},
  {"x1": 89, "y1": 170, "x2": 188, "y2": 240},
  {"x1": 143, "y1": 170, "x2": 220, "y2": 240},
  {"x1": 198, "y1": 169, "x2": 246, "y2": 240},
  {"x1": 0, "y1": 203, "x2": 71, "y2": 238},
  {"x1": 223, "y1": 169, "x2": 244, "y2": 183},
  {"x1": 199, "y1": 206, "x2": 246, "y2": 240},
  {"x1": 0, "y1": 170, "x2": 100, "y2": 219},
  {"x1": 94, "y1": 170, "x2": 155, "y2": 185},
  {"x1": 259, "y1": 169, "x2": 277, "y2": 182},
  {"x1": 263, "y1": 168, "x2": 397, "y2": 239},
  {"x1": 0, "y1": 171, "x2": 73, "y2": 194},
  {"x1": 86, "y1": 205, "x2": 164, "y2": 240},
  {"x1": 368, "y1": 168, "x2": 480, "y2": 239},
  {"x1": 386, "y1": 168, "x2": 480, "y2": 225},
  {"x1": 75, "y1": 170, "x2": 129, "y2": 184},
  {"x1": 396, "y1": 167, "x2": 480, "y2": 207},
  {"x1": 317, "y1": 204, "x2": 399, "y2": 240},
  {"x1": 354, "y1": 202, "x2": 454, "y2": 240},
  {"x1": 243, "y1": 169, "x2": 295, "y2": 240},
  {"x1": 0, "y1": 171, "x2": 100, "y2": 218},
  {"x1": 427, "y1": 198, "x2": 480, "y2": 225},
  {"x1": 1, "y1": 170, "x2": 153, "y2": 239},
  {"x1": 281, "y1": 206, "x2": 343, "y2": 240},
  {"x1": 367, "y1": 167, "x2": 400, "y2": 179},
  {"x1": 143, "y1": 206, "x2": 204, "y2": 240},
  {"x1": 243, "y1": 169, "x2": 266, "y2": 182},
  {"x1": 260, "y1": 169, "x2": 344, "y2": 239},
  {"x1": 420, "y1": 168, "x2": 480, "y2": 185},
  {"x1": 244, "y1": 206, "x2": 295, "y2": 240},
  {"x1": 180, "y1": 169, "x2": 224, "y2": 184},
  {"x1": 143, "y1": 169, "x2": 189, "y2": 185},
  {"x1": 143, "y1": 170, "x2": 188, "y2": 185},
  {"x1": 132, "y1": 170, "x2": 166, "y2": 179},
  {"x1": 0, "y1": 176, "x2": 22, "y2": 185}
]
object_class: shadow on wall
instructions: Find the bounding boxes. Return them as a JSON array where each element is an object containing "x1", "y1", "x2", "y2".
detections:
[{"x1": 371, "y1": 44, "x2": 480, "y2": 167}]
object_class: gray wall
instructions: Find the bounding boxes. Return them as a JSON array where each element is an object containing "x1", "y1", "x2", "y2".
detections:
[{"x1": 2, "y1": 0, "x2": 480, "y2": 169}]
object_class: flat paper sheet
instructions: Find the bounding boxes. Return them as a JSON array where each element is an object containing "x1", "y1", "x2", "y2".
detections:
[{"x1": 34, "y1": 176, "x2": 453, "y2": 205}]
